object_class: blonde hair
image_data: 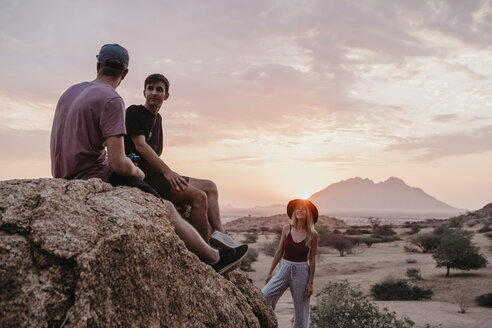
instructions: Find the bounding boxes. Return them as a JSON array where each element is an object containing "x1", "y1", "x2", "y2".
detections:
[{"x1": 290, "y1": 204, "x2": 317, "y2": 248}]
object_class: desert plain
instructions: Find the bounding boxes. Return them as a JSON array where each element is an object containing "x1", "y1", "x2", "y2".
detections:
[{"x1": 226, "y1": 217, "x2": 492, "y2": 328}]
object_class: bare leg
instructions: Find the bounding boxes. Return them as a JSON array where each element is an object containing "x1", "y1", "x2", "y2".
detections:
[
  {"x1": 161, "y1": 200, "x2": 218, "y2": 264},
  {"x1": 187, "y1": 178, "x2": 225, "y2": 233},
  {"x1": 166, "y1": 185, "x2": 210, "y2": 240}
]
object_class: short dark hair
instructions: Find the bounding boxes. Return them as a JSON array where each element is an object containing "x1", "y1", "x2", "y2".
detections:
[
  {"x1": 144, "y1": 74, "x2": 170, "y2": 94},
  {"x1": 99, "y1": 59, "x2": 126, "y2": 77}
]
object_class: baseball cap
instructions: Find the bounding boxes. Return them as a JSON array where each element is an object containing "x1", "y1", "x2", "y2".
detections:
[{"x1": 96, "y1": 43, "x2": 129, "y2": 69}]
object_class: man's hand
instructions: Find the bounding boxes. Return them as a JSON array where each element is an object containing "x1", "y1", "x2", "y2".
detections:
[
  {"x1": 135, "y1": 167, "x2": 145, "y2": 180},
  {"x1": 107, "y1": 135, "x2": 144, "y2": 179},
  {"x1": 163, "y1": 169, "x2": 188, "y2": 191}
]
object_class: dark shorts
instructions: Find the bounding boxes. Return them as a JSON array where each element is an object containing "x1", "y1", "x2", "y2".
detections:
[
  {"x1": 107, "y1": 172, "x2": 161, "y2": 199},
  {"x1": 144, "y1": 170, "x2": 190, "y2": 199}
]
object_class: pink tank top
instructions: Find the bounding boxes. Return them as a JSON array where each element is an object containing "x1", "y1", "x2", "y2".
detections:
[{"x1": 283, "y1": 227, "x2": 310, "y2": 262}]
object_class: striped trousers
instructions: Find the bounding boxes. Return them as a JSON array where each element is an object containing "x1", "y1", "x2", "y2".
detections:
[{"x1": 262, "y1": 259, "x2": 310, "y2": 328}]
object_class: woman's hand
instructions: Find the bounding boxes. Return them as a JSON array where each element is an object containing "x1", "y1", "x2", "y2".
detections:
[
  {"x1": 305, "y1": 282, "x2": 313, "y2": 297},
  {"x1": 265, "y1": 273, "x2": 274, "y2": 284}
]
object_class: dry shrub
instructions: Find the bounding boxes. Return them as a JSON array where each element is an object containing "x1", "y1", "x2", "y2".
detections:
[
  {"x1": 404, "y1": 244, "x2": 421, "y2": 253},
  {"x1": 451, "y1": 286, "x2": 474, "y2": 313},
  {"x1": 242, "y1": 232, "x2": 258, "y2": 244},
  {"x1": 261, "y1": 235, "x2": 280, "y2": 257}
]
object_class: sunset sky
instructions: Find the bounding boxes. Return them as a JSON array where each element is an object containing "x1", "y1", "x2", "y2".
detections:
[{"x1": 1, "y1": 0, "x2": 491, "y2": 210}]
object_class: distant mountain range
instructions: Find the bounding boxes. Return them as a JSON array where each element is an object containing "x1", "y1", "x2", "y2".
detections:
[
  {"x1": 309, "y1": 177, "x2": 463, "y2": 217},
  {"x1": 222, "y1": 177, "x2": 465, "y2": 219}
]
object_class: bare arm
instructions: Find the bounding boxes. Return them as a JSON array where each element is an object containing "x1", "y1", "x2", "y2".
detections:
[
  {"x1": 106, "y1": 135, "x2": 144, "y2": 179},
  {"x1": 265, "y1": 224, "x2": 290, "y2": 284},
  {"x1": 305, "y1": 230, "x2": 318, "y2": 297},
  {"x1": 131, "y1": 134, "x2": 188, "y2": 191}
]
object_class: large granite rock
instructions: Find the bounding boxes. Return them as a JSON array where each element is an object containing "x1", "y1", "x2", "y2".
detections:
[{"x1": 0, "y1": 179, "x2": 277, "y2": 328}]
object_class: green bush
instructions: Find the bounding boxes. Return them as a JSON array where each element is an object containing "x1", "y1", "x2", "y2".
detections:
[
  {"x1": 345, "y1": 228, "x2": 361, "y2": 235},
  {"x1": 410, "y1": 233, "x2": 442, "y2": 253},
  {"x1": 475, "y1": 292, "x2": 492, "y2": 307},
  {"x1": 310, "y1": 281, "x2": 415, "y2": 328},
  {"x1": 406, "y1": 268, "x2": 423, "y2": 281},
  {"x1": 360, "y1": 237, "x2": 383, "y2": 247},
  {"x1": 448, "y1": 216, "x2": 465, "y2": 228},
  {"x1": 374, "y1": 224, "x2": 397, "y2": 236},
  {"x1": 240, "y1": 247, "x2": 258, "y2": 272},
  {"x1": 370, "y1": 280, "x2": 433, "y2": 300},
  {"x1": 408, "y1": 225, "x2": 420, "y2": 235},
  {"x1": 371, "y1": 234, "x2": 400, "y2": 243},
  {"x1": 432, "y1": 225, "x2": 448, "y2": 236},
  {"x1": 345, "y1": 228, "x2": 371, "y2": 235},
  {"x1": 477, "y1": 225, "x2": 492, "y2": 233}
]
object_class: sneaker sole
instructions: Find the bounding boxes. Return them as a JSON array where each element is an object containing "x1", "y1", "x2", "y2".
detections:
[
  {"x1": 217, "y1": 250, "x2": 248, "y2": 274},
  {"x1": 210, "y1": 237, "x2": 237, "y2": 250}
]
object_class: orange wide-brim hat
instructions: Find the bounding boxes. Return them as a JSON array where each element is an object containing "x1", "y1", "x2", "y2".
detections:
[{"x1": 287, "y1": 199, "x2": 319, "y2": 224}]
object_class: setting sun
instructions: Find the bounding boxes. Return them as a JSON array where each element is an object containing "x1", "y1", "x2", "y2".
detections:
[{"x1": 300, "y1": 192, "x2": 312, "y2": 200}]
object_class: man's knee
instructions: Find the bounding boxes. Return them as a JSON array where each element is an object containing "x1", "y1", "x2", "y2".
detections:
[
  {"x1": 160, "y1": 199, "x2": 181, "y2": 221},
  {"x1": 202, "y1": 179, "x2": 218, "y2": 196},
  {"x1": 190, "y1": 189, "x2": 208, "y2": 207}
]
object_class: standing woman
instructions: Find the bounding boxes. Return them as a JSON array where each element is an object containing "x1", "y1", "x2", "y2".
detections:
[{"x1": 262, "y1": 199, "x2": 319, "y2": 328}]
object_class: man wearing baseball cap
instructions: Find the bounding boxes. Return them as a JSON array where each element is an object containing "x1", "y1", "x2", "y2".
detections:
[{"x1": 50, "y1": 44, "x2": 247, "y2": 274}]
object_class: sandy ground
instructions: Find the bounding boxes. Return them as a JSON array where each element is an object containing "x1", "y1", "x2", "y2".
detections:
[{"x1": 231, "y1": 227, "x2": 492, "y2": 328}]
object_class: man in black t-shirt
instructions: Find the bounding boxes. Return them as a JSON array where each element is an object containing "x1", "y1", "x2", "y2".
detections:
[{"x1": 125, "y1": 74, "x2": 237, "y2": 249}]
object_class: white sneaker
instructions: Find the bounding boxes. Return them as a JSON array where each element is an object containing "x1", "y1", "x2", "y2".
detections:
[{"x1": 210, "y1": 231, "x2": 238, "y2": 249}]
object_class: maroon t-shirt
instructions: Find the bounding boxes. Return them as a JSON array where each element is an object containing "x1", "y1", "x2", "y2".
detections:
[{"x1": 50, "y1": 82, "x2": 126, "y2": 181}]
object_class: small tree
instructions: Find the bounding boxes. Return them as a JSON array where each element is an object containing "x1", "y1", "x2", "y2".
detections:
[
  {"x1": 329, "y1": 234, "x2": 356, "y2": 256},
  {"x1": 432, "y1": 229, "x2": 488, "y2": 277},
  {"x1": 368, "y1": 217, "x2": 381, "y2": 232}
]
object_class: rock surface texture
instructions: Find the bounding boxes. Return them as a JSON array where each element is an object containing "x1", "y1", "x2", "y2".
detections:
[{"x1": 0, "y1": 179, "x2": 277, "y2": 328}]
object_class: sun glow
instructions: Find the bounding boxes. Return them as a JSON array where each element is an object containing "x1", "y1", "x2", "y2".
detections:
[{"x1": 299, "y1": 191, "x2": 312, "y2": 200}]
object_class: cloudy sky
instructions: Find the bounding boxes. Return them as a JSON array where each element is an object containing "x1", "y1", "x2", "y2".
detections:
[{"x1": 1, "y1": 0, "x2": 491, "y2": 210}]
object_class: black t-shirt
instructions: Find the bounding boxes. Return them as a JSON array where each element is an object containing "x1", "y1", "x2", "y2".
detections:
[{"x1": 124, "y1": 105, "x2": 163, "y2": 172}]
